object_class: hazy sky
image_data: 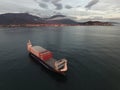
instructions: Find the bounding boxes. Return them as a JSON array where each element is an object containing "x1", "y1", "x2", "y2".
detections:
[{"x1": 0, "y1": 0, "x2": 120, "y2": 22}]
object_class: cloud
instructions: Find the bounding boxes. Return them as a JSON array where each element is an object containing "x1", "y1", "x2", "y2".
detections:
[
  {"x1": 39, "y1": 2, "x2": 48, "y2": 9},
  {"x1": 51, "y1": 0, "x2": 61, "y2": 4},
  {"x1": 85, "y1": 0, "x2": 99, "y2": 9},
  {"x1": 33, "y1": 0, "x2": 48, "y2": 9},
  {"x1": 53, "y1": 11, "x2": 62, "y2": 15},
  {"x1": 54, "y1": 3, "x2": 63, "y2": 10},
  {"x1": 51, "y1": 0, "x2": 63, "y2": 10},
  {"x1": 33, "y1": 0, "x2": 37, "y2": 2},
  {"x1": 41, "y1": 0, "x2": 50, "y2": 2},
  {"x1": 76, "y1": 5, "x2": 81, "y2": 7},
  {"x1": 34, "y1": 0, "x2": 63, "y2": 10},
  {"x1": 65, "y1": 5, "x2": 73, "y2": 9}
]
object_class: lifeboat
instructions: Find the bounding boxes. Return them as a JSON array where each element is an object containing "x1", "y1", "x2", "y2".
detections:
[{"x1": 27, "y1": 40, "x2": 68, "y2": 75}]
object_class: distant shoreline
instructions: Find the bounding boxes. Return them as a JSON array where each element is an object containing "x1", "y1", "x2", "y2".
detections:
[
  {"x1": 0, "y1": 23, "x2": 113, "y2": 27},
  {"x1": 0, "y1": 13, "x2": 113, "y2": 27}
]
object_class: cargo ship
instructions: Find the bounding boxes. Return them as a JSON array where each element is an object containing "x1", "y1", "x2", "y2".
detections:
[{"x1": 27, "y1": 40, "x2": 68, "y2": 75}]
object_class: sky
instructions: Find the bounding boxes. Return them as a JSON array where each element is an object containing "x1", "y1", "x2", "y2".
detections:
[{"x1": 0, "y1": 0, "x2": 120, "y2": 22}]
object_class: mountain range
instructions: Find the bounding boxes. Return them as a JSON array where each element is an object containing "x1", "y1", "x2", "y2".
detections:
[{"x1": 0, "y1": 13, "x2": 112, "y2": 26}]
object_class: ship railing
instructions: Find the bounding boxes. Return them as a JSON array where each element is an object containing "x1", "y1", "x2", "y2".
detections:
[{"x1": 55, "y1": 59, "x2": 67, "y2": 71}]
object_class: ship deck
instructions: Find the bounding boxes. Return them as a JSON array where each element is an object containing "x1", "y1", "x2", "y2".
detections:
[
  {"x1": 32, "y1": 46, "x2": 56, "y2": 68},
  {"x1": 45, "y1": 58, "x2": 56, "y2": 68},
  {"x1": 32, "y1": 46, "x2": 47, "y2": 53}
]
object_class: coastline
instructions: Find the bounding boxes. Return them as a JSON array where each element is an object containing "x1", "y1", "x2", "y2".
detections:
[{"x1": 0, "y1": 23, "x2": 113, "y2": 27}]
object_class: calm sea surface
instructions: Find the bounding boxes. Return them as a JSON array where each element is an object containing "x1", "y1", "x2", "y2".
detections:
[{"x1": 0, "y1": 26, "x2": 120, "y2": 90}]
